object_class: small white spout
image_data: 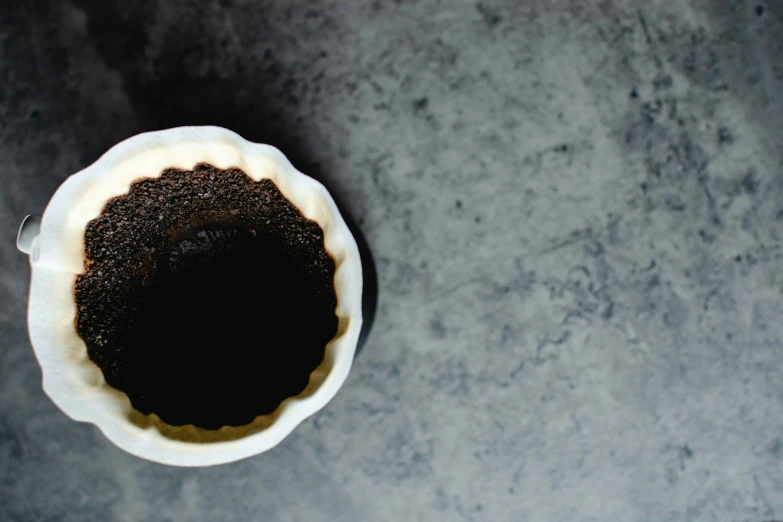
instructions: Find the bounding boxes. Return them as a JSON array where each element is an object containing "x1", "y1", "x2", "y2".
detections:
[{"x1": 17, "y1": 215, "x2": 41, "y2": 255}]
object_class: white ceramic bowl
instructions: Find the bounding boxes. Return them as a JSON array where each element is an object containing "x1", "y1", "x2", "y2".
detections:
[{"x1": 19, "y1": 126, "x2": 363, "y2": 466}]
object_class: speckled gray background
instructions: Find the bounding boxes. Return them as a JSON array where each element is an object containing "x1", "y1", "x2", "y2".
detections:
[{"x1": 2, "y1": 0, "x2": 783, "y2": 520}]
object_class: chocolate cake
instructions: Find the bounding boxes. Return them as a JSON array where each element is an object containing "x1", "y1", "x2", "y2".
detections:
[{"x1": 74, "y1": 164, "x2": 338, "y2": 430}]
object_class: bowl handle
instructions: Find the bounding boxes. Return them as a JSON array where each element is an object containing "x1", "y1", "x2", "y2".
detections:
[{"x1": 17, "y1": 215, "x2": 41, "y2": 255}]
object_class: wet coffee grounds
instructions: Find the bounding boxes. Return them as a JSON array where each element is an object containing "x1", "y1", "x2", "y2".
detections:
[{"x1": 74, "y1": 164, "x2": 338, "y2": 430}]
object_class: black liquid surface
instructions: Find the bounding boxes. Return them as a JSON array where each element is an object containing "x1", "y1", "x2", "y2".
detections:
[
  {"x1": 75, "y1": 166, "x2": 337, "y2": 430},
  {"x1": 128, "y1": 224, "x2": 335, "y2": 428}
]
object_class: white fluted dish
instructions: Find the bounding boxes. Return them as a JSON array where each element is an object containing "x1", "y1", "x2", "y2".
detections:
[{"x1": 22, "y1": 126, "x2": 363, "y2": 467}]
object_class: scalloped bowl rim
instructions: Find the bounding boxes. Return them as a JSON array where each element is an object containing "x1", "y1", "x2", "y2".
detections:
[{"x1": 25, "y1": 126, "x2": 363, "y2": 466}]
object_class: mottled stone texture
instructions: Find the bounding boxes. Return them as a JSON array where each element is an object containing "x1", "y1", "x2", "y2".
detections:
[{"x1": 2, "y1": 0, "x2": 783, "y2": 520}]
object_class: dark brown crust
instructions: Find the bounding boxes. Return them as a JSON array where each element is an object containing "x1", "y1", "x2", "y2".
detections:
[{"x1": 74, "y1": 164, "x2": 338, "y2": 429}]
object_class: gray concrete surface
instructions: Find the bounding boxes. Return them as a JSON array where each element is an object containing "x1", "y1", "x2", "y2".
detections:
[{"x1": 2, "y1": 0, "x2": 783, "y2": 520}]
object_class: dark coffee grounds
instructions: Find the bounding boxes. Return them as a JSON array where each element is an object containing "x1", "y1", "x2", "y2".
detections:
[{"x1": 74, "y1": 164, "x2": 338, "y2": 430}]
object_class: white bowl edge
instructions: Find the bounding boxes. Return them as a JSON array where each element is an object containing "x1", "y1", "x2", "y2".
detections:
[{"x1": 26, "y1": 126, "x2": 363, "y2": 467}]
